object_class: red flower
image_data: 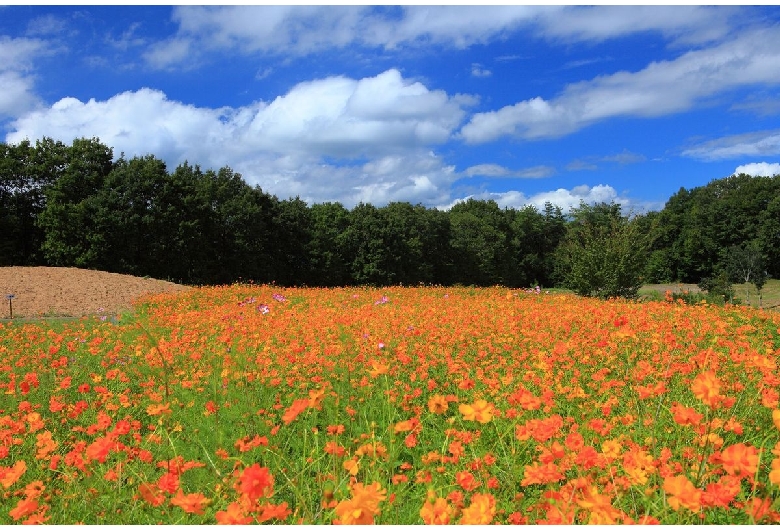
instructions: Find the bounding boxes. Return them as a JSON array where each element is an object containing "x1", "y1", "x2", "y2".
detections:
[
  {"x1": 170, "y1": 489, "x2": 210, "y2": 515},
  {"x1": 236, "y1": 463, "x2": 274, "y2": 503}
]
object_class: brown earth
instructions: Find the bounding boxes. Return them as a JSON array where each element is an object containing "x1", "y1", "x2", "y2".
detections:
[{"x1": 0, "y1": 267, "x2": 190, "y2": 319}]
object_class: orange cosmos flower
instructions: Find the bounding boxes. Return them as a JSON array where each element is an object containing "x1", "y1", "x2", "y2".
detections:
[
  {"x1": 691, "y1": 370, "x2": 721, "y2": 408},
  {"x1": 368, "y1": 361, "x2": 389, "y2": 378},
  {"x1": 0, "y1": 460, "x2": 26, "y2": 488},
  {"x1": 86, "y1": 436, "x2": 115, "y2": 463},
  {"x1": 281, "y1": 398, "x2": 309, "y2": 425},
  {"x1": 327, "y1": 424, "x2": 345, "y2": 435},
  {"x1": 343, "y1": 458, "x2": 359, "y2": 476},
  {"x1": 720, "y1": 443, "x2": 759, "y2": 478},
  {"x1": 324, "y1": 441, "x2": 345, "y2": 457},
  {"x1": 428, "y1": 395, "x2": 448, "y2": 414},
  {"x1": 670, "y1": 402, "x2": 704, "y2": 426},
  {"x1": 355, "y1": 442, "x2": 387, "y2": 459},
  {"x1": 600, "y1": 439, "x2": 622, "y2": 460},
  {"x1": 23, "y1": 481, "x2": 45, "y2": 500},
  {"x1": 773, "y1": 410, "x2": 780, "y2": 431},
  {"x1": 334, "y1": 481, "x2": 386, "y2": 525},
  {"x1": 577, "y1": 486, "x2": 623, "y2": 524},
  {"x1": 157, "y1": 471, "x2": 180, "y2": 494},
  {"x1": 420, "y1": 496, "x2": 453, "y2": 525},
  {"x1": 521, "y1": 461, "x2": 565, "y2": 486},
  {"x1": 9, "y1": 498, "x2": 38, "y2": 521},
  {"x1": 235, "y1": 463, "x2": 274, "y2": 503},
  {"x1": 394, "y1": 417, "x2": 420, "y2": 434},
  {"x1": 460, "y1": 493, "x2": 496, "y2": 525},
  {"x1": 769, "y1": 457, "x2": 780, "y2": 486},
  {"x1": 663, "y1": 475, "x2": 701, "y2": 512},
  {"x1": 138, "y1": 483, "x2": 165, "y2": 507},
  {"x1": 308, "y1": 387, "x2": 326, "y2": 409},
  {"x1": 257, "y1": 501, "x2": 292, "y2": 523},
  {"x1": 146, "y1": 403, "x2": 171, "y2": 416},
  {"x1": 746, "y1": 497, "x2": 776, "y2": 523},
  {"x1": 170, "y1": 489, "x2": 210, "y2": 515},
  {"x1": 701, "y1": 475, "x2": 741, "y2": 508},
  {"x1": 215, "y1": 501, "x2": 253, "y2": 525},
  {"x1": 459, "y1": 399, "x2": 494, "y2": 423},
  {"x1": 455, "y1": 470, "x2": 478, "y2": 491}
]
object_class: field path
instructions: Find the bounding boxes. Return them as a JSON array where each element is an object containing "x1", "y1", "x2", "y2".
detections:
[{"x1": 0, "y1": 266, "x2": 190, "y2": 318}]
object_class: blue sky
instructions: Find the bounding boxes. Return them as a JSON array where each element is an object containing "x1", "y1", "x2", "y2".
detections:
[{"x1": 2, "y1": 5, "x2": 780, "y2": 212}]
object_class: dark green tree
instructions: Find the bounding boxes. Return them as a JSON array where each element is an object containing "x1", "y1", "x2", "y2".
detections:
[
  {"x1": 37, "y1": 138, "x2": 114, "y2": 268},
  {"x1": 308, "y1": 202, "x2": 351, "y2": 286},
  {"x1": 89, "y1": 154, "x2": 169, "y2": 275},
  {"x1": 506, "y1": 202, "x2": 565, "y2": 287},
  {"x1": 0, "y1": 138, "x2": 68, "y2": 265},
  {"x1": 271, "y1": 196, "x2": 312, "y2": 286},
  {"x1": 448, "y1": 199, "x2": 511, "y2": 286},
  {"x1": 555, "y1": 202, "x2": 649, "y2": 299},
  {"x1": 340, "y1": 203, "x2": 390, "y2": 286}
]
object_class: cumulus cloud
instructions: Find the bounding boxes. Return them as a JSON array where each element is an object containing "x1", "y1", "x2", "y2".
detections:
[
  {"x1": 460, "y1": 27, "x2": 780, "y2": 143},
  {"x1": 442, "y1": 184, "x2": 631, "y2": 213},
  {"x1": 5, "y1": 69, "x2": 475, "y2": 208},
  {"x1": 682, "y1": 129, "x2": 780, "y2": 160},
  {"x1": 734, "y1": 162, "x2": 780, "y2": 177}
]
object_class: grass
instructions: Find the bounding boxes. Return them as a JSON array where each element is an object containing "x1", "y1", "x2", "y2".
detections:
[
  {"x1": 1, "y1": 285, "x2": 780, "y2": 523},
  {"x1": 640, "y1": 279, "x2": 780, "y2": 310}
]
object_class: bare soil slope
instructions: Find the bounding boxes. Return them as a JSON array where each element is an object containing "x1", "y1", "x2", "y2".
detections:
[{"x1": 0, "y1": 267, "x2": 190, "y2": 318}]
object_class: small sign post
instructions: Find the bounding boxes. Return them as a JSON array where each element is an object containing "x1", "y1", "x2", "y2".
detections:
[{"x1": 6, "y1": 294, "x2": 14, "y2": 319}]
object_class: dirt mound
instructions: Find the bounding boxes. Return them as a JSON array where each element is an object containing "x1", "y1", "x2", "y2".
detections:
[{"x1": 0, "y1": 267, "x2": 190, "y2": 318}]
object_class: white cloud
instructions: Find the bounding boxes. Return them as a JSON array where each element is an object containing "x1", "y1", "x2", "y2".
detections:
[
  {"x1": 143, "y1": 37, "x2": 193, "y2": 70},
  {"x1": 145, "y1": 6, "x2": 367, "y2": 68},
  {"x1": 0, "y1": 36, "x2": 48, "y2": 119},
  {"x1": 463, "y1": 163, "x2": 554, "y2": 178},
  {"x1": 682, "y1": 130, "x2": 780, "y2": 160},
  {"x1": 7, "y1": 89, "x2": 230, "y2": 166},
  {"x1": 535, "y1": 6, "x2": 736, "y2": 45},
  {"x1": 734, "y1": 162, "x2": 780, "y2": 177},
  {"x1": 470, "y1": 63, "x2": 492, "y2": 78},
  {"x1": 5, "y1": 69, "x2": 474, "y2": 208},
  {"x1": 0, "y1": 71, "x2": 40, "y2": 120},
  {"x1": 25, "y1": 14, "x2": 69, "y2": 37},
  {"x1": 601, "y1": 150, "x2": 646, "y2": 165},
  {"x1": 460, "y1": 27, "x2": 780, "y2": 143},
  {"x1": 144, "y1": 6, "x2": 738, "y2": 69},
  {"x1": 442, "y1": 183, "x2": 632, "y2": 213},
  {"x1": 567, "y1": 150, "x2": 646, "y2": 171},
  {"x1": 244, "y1": 68, "x2": 474, "y2": 158}
]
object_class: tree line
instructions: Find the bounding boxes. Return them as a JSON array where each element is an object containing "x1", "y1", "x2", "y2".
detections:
[{"x1": 1, "y1": 137, "x2": 778, "y2": 297}]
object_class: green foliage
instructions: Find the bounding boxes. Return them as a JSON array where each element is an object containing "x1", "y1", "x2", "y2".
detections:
[
  {"x1": 448, "y1": 199, "x2": 511, "y2": 286},
  {"x1": 555, "y1": 202, "x2": 649, "y2": 299},
  {"x1": 36, "y1": 138, "x2": 114, "y2": 267},
  {"x1": 646, "y1": 173, "x2": 780, "y2": 283},
  {"x1": 5, "y1": 136, "x2": 780, "y2": 291},
  {"x1": 724, "y1": 240, "x2": 767, "y2": 304},
  {"x1": 698, "y1": 270, "x2": 735, "y2": 304}
]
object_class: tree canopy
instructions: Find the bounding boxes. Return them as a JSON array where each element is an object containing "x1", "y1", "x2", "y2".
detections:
[{"x1": 2, "y1": 137, "x2": 778, "y2": 296}]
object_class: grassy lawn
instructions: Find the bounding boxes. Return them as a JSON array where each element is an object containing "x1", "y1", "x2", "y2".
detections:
[{"x1": 640, "y1": 279, "x2": 780, "y2": 310}]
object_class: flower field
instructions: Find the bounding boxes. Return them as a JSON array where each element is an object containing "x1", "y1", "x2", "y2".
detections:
[{"x1": 2, "y1": 285, "x2": 780, "y2": 524}]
